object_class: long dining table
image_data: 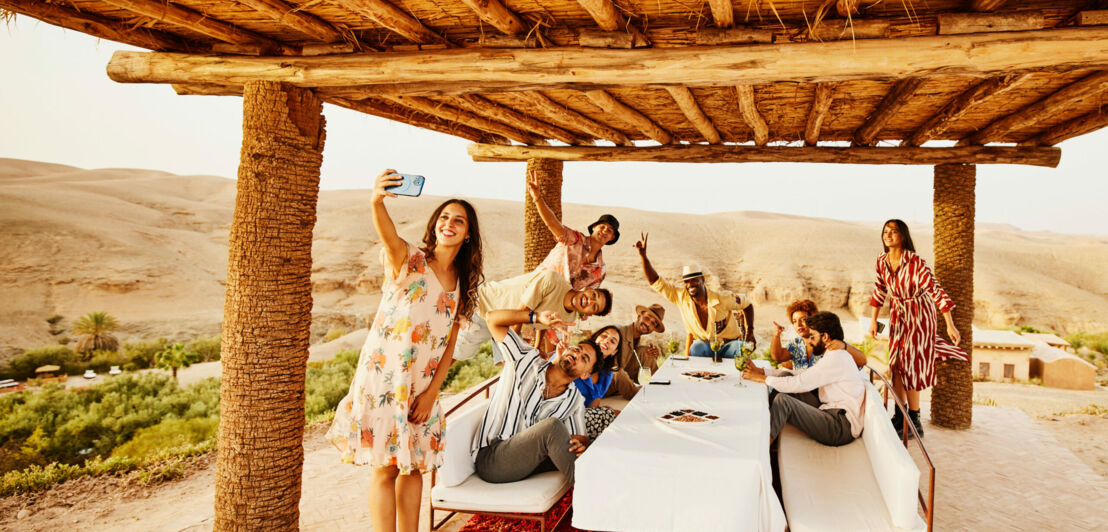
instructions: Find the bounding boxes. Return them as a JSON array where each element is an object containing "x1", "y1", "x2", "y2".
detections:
[{"x1": 572, "y1": 355, "x2": 787, "y2": 532}]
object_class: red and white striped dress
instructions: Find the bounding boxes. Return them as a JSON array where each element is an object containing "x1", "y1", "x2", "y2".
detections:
[{"x1": 870, "y1": 250, "x2": 968, "y2": 391}]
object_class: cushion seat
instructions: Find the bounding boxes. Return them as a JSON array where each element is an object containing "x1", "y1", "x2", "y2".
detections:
[
  {"x1": 431, "y1": 470, "x2": 570, "y2": 514},
  {"x1": 778, "y1": 379, "x2": 926, "y2": 532}
]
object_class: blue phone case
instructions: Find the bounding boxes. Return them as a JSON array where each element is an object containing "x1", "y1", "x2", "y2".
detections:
[{"x1": 386, "y1": 173, "x2": 425, "y2": 197}]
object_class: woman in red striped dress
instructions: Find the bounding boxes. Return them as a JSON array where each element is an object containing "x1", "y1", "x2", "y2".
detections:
[{"x1": 868, "y1": 220, "x2": 967, "y2": 437}]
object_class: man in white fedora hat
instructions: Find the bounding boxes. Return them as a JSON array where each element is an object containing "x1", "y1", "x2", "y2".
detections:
[{"x1": 634, "y1": 233, "x2": 755, "y2": 359}]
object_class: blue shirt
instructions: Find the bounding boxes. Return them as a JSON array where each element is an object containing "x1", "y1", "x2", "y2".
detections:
[
  {"x1": 574, "y1": 370, "x2": 613, "y2": 405},
  {"x1": 786, "y1": 334, "x2": 822, "y2": 371}
]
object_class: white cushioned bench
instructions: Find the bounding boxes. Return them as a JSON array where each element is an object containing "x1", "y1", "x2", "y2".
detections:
[
  {"x1": 430, "y1": 399, "x2": 571, "y2": 529},
  {"x1": 778, "y1": 379, "x2": 927, "y2": 532}
]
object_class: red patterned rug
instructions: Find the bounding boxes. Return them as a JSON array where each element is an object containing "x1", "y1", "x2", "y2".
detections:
[{"x1": 458, "y1": 489, "x2": 587, "y2": 532}]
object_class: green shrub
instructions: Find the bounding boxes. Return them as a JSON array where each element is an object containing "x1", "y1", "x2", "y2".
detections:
[
  {"x1": 324, "y1": 327, "x2": 348, "y2": 343},
  {"x1": 443, "y1": 342, "x2": 499, "y2": 393},
  {"x1": 305, "y1": 349, "x2": 358, "y2": 422},
  {"x1": 85, "y1": 350, "x2": 129, "y2": 373},
  {"x1": 1066, "y1": 331, "x2": 1108, "y2": 356},
  {"x1": 122, "y1": 338, "x2": 168, "y2": 369},
  {"x1": 111, "y1": 416, "x2": 219, "y2": 460},
  {"x1": 72, "y1": 311, "x2": 121, "y2": 356},
  {"x1": 156, "y1": 343, "x2": 200, "y2": 381},
  {"x1": 4, "y1": 345, "x2": 75, "y2": 381},
  {"x1": 187, "y1": 335, "x2": 221, "y2": 362}
]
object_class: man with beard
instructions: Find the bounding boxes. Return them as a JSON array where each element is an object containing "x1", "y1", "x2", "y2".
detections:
[
  {"x1": 472, "y1": 308, "x2": 601, "y2": 485},
  {"x1": 743, "y1": 312, "x2": 866, "y2": 447},
  {"x1": 606, "y1": 303, "x2": 667, "y2": 399},
  {"x1": 634, "y1": 233, "x2": 755, "y2": 358}
]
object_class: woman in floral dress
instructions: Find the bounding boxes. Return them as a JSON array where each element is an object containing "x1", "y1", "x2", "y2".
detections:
[
  {"x1": 868, "y1": 219, "x2": 967, "y2": 438},
  {"x1": 327, "y1": 170, "x2": 484, "y2": 532}
]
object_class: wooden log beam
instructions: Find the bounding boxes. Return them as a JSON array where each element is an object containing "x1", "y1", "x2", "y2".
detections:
[
  {"x1": 333, "y1": 0, "x2": 446, "y2": 44},
  {"x1": 235, "y1": 0, "x2": 345, "y2": 42},
  {"x1": 444, "y1": 95, "x2": 589, "y2": 145},
  {"x1": 100, "y1": 0, "x2": 290, "y2": 52},
  {"x1": 938, "y1": 12, "x2": 1047, "y2": 35},
  {"x1": 466, "y1": 144, "x2": 1061, "y2": 167},
  {"x1": 0, "y1": 0, "x2": 196, "y2": 51},
  {"x1": 382, "y1": 95, "x2": 546, "y2": 144},
  {"x1": 836, "y1": 0, "x2": 859, "y2": 17},
  {"x1": 328, "y1": 97, "x2": 507, "y2": 144},
  {"x1": 584, "y1": 90, "x2": 672, "y2": 144},
  {"x1": 576, "y1": 0, "x2": 627, "y2": 32},
  {"x1": 1021, "y1": 111, "x2": 1108, "y2": 146},
  {"x1": 961, "y1": 71, "x2": 1108, "y2": 145},
  {"x1": 1078, "y1": 10, "x2": 1108, "y2": 26},
  {"x1": 905, "y1": 73, "x2": 1030, "y2": 146},
  {"x1": 804, "y1": 83, "x2": 835, "y2": 146},
  {"x1": 578, "y1": 29, "x2": 649, "y2": 48},
  {"x1": 708, "y1": 0, "x2": 734, "y2": 29},
  {"x1": 518, "y1": 92, "x2": 633, "y2": 146},
  {"x1": 695, "y1": 27, "x2": 774, "y2": 45},
  {"x1": 104, "y1": 26, "x2": 1108, "y2": 90},
  {"x1": 970, "y1": 0, "x2": 1008, "y2": 11},
  {"x1": 801, "y1": 20, "x2": 891, "y2": 42},
  {"x1": 664, "y1": 87, "x2": 721, "y2": 144},
  {"x1": 854, "y1": 77, "x2": 924, "y2": 146},
  {"x1": 458, "y1": 0, "x2": 527, "y2": 35},
  {"x1": 734, "y1": 85, "x2": 769, "y2": 145}
]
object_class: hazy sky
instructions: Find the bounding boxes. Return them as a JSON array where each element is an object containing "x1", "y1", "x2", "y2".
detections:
[{"x1": 2, "y1": 19, "x2": 1106, "y2": 236}]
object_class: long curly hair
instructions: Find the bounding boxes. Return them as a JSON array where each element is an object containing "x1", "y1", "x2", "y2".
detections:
[
  {"x1": 420, "y1": 199, "x2": 484, "y2": 321},
  {"x1": 588, "y1": 325, "x2": 622, "y2": 373}
]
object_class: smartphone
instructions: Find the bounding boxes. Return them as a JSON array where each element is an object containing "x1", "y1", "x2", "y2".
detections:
[
  {"x1": 650, "y1": 379, "x2": 671, "y2": 385},
  {"x1": 385, "y1": 173, "x2": 425, "y2": 197},
  {"x1": 875, "y1": 321, "x2": 886, "y2": 334}
]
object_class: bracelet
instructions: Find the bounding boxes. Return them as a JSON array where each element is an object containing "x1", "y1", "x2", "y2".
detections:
[{"x1": 528, "y1": 309, "x2": 535, "y2": 324}]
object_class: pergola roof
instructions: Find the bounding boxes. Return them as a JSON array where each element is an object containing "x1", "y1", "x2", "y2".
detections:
[{"x1": 5, "y1": 0, "x2": 1108, "y2": 165}]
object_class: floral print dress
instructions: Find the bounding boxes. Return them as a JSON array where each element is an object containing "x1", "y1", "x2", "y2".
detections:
[{"x1": 327, "y1": 242, "x2": 458, "y2": 473}]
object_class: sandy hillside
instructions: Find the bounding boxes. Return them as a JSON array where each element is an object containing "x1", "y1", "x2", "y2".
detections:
[{"x1": 2, "y1": 158, "x2": 1107, "y2": 361}]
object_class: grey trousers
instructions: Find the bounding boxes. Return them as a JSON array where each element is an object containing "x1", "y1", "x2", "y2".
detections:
[
  {"x1": 475, "y1": 418, "x2": 577, "y2": 485},
  {"x1": 769, "y1": 391, "x2": 855, "y2": 447}
]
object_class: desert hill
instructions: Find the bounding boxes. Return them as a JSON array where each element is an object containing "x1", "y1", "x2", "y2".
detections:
[{"x1": 2, "y1": 158, "x2": 1106, "y2": 361}]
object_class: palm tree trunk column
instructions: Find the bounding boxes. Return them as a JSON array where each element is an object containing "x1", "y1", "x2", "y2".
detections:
[
  {"x1": 215, "y1": 81, "x2": 325, "y2": 530},
  {"x1": 523, "y1": 158, "x2": 563, "y2": 272},
  {"x1": 930, "y1": 163, "x2": 975, "y2": 430}
]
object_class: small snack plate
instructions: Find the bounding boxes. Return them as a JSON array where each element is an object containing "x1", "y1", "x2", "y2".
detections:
[
  {"x1": 658, "y1": 408, "x2": 720, "y2": 425},
  {"x1": 681, "y1": 370, "x2": 727, "y2": 382}
]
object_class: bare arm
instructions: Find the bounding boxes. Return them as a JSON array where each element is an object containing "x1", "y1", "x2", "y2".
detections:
[
  {"x1": 634, "y1": 232, "x2": 660, "y2": 284},
  {"x1": 409, "y1": 320, "x2": 461, "y2": 423},
  {"x1": 527, "y1": 171, "x2": 566, "y2": 242},
  {"x1": 372, "y1": 169, "x2": 408, "y2": 277},
  {"x1": 488, "y1": 309, "x2": 570, "y2": 345},
  {"x1": 685, "y1": 332, "x2": 694, "y2": 357},
  {"x1": 770, "y1": 322, "x2": 790, "y2": 363}
]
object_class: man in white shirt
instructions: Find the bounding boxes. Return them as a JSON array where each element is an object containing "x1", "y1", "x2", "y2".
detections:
[
  {"x1": 457, "y1": 269, "x2": 613, "y2": 362},
  {"x1": 473, "y1": 308, "x2": 601, "y2": 484},
  {"x1": 743, "y1": 312, "x2": 865, "y2": 447}
]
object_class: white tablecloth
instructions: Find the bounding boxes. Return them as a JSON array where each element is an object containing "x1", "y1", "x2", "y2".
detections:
[{"x1": 573, "y1": 356, "x2": 786, "y2": 532}]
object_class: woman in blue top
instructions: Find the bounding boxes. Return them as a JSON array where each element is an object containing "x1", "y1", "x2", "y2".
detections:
[{"x1": 574, "y1": 326, "x2": 622, "y2": 439}]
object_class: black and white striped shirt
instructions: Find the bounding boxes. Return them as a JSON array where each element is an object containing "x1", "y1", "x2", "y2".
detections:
[{"x1": 472, "y1": 330, "x2": 586, "y2": 457}]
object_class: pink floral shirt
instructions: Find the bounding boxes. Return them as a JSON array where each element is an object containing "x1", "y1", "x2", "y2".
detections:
[{"x1": 536, "y1": 225, "x2": 606, "y2": 291}]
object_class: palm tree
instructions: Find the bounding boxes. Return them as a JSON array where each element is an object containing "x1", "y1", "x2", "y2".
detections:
[
  {"x1": 73, "y1": 311, "x2": 121, "y2": 355},
  {"x1": 930, "y1": 164, "x2": 976, "y2": 430},
  {"x1": 215, "y1": 82, "x2": 323, "y2": 530},
  {"x1": 155, "y1": 343, "x2": 199, "y2": 382}
]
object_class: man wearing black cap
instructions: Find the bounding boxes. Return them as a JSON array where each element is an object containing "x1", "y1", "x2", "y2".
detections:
[{"x1": 528, "y1": 172, "x2": 619, "y2": 291}]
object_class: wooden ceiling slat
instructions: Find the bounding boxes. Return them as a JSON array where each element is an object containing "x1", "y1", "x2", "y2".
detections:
[
  {"x1": 1078, "y1": 10, "x2": 1108, "y2": 25},
  {"x1": 518, "y1": 92, "x2": 633, "y2": 146},
  {"x1": 457, "y1": 0, "x2": 527, "y2": 35},
  {"x1": 575, "y1": 0, "x2": 626, "y2": 31},
  {"x1": 1022, "y1": 110, "x2": 1108, "y2": 146},
  {"x1": 333, "y1": 0, "x2": 446, "y2": 44},
  {"x1": 383, "y1": 95, "x2": 546, "y2": 144},
  {"x1": 100, "y1": 0, "x2": 289, "y2": 51},
  {"x1": 804, "y1": 83, "x2": 835, "y2": 146},
  {"x1": 970, "y1": 0, "x2": 1009, "y2": 11},
  {"x1": 584, "y1": 90, "x2": 672, "y2": 144},
  {"x1": 905, "y1": 73, "x2": 1030, "y2": 146},
  {"x1": 734, "y1": 86, "x2": 769, "y2": 146},
  {"x1": 0, "y1": 0, "x2": 197, "y2": 51},
  {"x1": 664, "y1": 87, "x2": 722, "y2": 144},
  {"x1": 708, "y1": 0, "x2": 734, "y2": 28},
  {"x1": 961, "y1": 71, "x2": 1108, "y2": 144},
  {"x1": 235, "y1": 0, "x2": 345, "y2": 42},
  {"x1": 467, "y1": 143, "x2": 1061, "y2": 167},
  {"x1": 938, "y1": 11, "x2": 1047, "y2": 35},
  {"x1": 328, "y1": 97, "x2": 503, "y2": 143},
  {"x1": 444, "y1": 95, "x2": 588, "y2": 144},
  {"x1": 854, "y1": 77, "x2": 924, "y2": 146}
]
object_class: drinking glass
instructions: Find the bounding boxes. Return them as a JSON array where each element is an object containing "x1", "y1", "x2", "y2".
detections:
[
  {"x1": 734, "y1": 354, "x2": 748, "y2": 388},
  {"x1": 638, "y1": 366, "x2": 653, "y2": 400}
]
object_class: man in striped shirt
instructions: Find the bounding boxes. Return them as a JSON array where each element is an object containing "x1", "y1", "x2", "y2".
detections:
[{"x1": 473, "y1": 308, "x2": 600, "y2": 485}]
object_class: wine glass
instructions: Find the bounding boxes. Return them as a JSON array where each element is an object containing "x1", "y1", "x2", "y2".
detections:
[
  {"x1": 709, "y1": 329, "x2": 723, "y2": 364},
  {"x1": 734, "y1": 347, "x2": 749, "y2": 388},
  {"x1": 638, "y1": 366, "x2": 652, "y2": 400}
]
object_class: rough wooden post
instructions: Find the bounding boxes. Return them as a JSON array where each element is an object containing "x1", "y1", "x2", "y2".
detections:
[
  {"x1": 523, "y1": 158, "x2": 563, "y2": 271},
  {"x1": 215, "y1": 81, "x2": 325, "y2": 530},
  {"x1": 931, "y1": 163, "x2": 975, "y2": 430}
]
